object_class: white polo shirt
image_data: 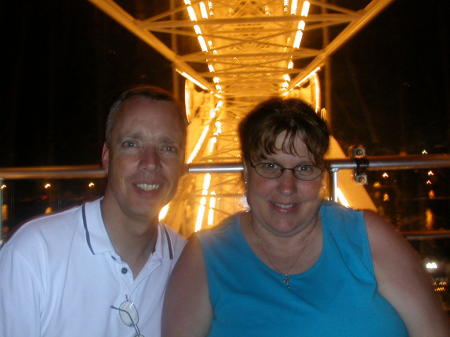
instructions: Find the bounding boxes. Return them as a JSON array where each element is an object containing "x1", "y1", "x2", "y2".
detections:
[{"x1": 0, "y1": 199, "x2": 186, "y2": 337}]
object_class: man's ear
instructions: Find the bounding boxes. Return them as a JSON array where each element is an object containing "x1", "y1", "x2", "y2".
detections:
[
  {"x1": 183, "y1": 162, "x2": 189, "y2": 175},
  {"x1": 101, "y1": 143, "x2": 110, "y2": 174}
]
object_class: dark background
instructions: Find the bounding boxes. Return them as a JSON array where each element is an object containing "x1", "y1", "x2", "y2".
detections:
[
  {"x1": 0, "y1": 0, "x2": 449, "y2": 230},
  {"x1": 1, "y1": 0, "x2": 448, "y2": 168}
]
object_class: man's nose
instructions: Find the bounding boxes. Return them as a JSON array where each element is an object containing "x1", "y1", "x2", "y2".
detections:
[{"x1": 139, "y1": 146, "x2": 160, "y2": 170}]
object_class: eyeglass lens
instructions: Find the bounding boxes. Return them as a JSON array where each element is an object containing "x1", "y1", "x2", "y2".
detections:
[{"x1": 111, "y1": 299, "x2": 144, "y2": 337}]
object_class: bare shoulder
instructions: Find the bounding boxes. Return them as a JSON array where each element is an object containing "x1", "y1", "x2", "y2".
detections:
[
  {"x1": 364, "y1": 210, "x2": 418, "y2": 263},
  {"x1": 162, "y1": 235, "x2": 212, "y2": 337},
  {"x1": 363, "y1": 210, "x2": 449, "y2": 337}
]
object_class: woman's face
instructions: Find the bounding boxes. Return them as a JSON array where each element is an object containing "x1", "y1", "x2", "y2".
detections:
[{"x1": 245, "y1": 132, "x2": 323, "y2": 237}]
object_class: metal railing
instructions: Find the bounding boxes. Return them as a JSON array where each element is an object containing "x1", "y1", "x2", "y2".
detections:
[{"x1": 1, "y1": 154, "x2": 450, "y2": 242}]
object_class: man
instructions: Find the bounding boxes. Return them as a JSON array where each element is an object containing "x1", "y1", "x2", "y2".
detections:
[{"x1": 0, "y1": 85, "x2": 187, "y2": 336}]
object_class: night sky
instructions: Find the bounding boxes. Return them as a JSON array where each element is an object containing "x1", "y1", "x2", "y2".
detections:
[{"x1": 1, "y1": 0, "x2": 449, "y2": 168}]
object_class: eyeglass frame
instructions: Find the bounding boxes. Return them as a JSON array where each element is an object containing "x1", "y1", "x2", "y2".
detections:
[
  {"x1": 249, "y1": 161, "x2": 323, "y2": 181},
  {"x1": 111, "y1": 297, "x2": 144, "y2": 337}
]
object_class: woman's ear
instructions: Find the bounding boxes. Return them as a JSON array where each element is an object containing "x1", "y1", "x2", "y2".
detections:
[{"x1": 242, "y1": 161, "x2": 250, "y2": 184}]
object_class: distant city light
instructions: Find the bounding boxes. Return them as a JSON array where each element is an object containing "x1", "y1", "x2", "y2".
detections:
[
  {"x1": 0, "y1": 184, "x2": 6, "y2": 190},
  {"x1": 373, "y1": 181, "x2": 381, "y2": 188},
  {"x1": 88, "y1": 182, "x2": 95, "y2": 188},
  {"x1": 382, "y1": 172, "x2": 389, "y2": 178},
  {"x1": 425, "y1": 179, "x2": 432, "y2": 185},
  {"x1": 382, "y1": 193, "x2": 390, "y2": 202},
  {"x1": 427, "y1": 170, "x2": 434, "y2": 176},
  {"x1": 425, "y1": 261, "x2": 438, "y2": 270},
  {"x1": 428, "y1": 190, "x2": 435, "y2": 199},
  {"x1": 421, "y1": 149, "x2": 428, "y2": 154},
  {"x1": 44, "y1": 183, "x2": 52, "y2": 189}
]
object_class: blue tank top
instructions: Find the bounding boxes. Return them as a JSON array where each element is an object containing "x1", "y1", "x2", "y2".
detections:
[{"x1": 197, "y1": 202, "x2": 409, "y2": 337}]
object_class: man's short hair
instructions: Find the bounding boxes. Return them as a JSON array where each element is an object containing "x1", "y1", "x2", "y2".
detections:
[{"x1": 105, "y1": 85, "x2": 187, "y2": 146}]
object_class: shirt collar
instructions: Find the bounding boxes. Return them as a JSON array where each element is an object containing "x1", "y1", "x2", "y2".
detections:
[{"x1": 81, "y1": 199, "x2": 173, "y2": 260}]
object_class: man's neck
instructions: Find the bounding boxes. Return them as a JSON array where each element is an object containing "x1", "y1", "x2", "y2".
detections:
[{"x1": 100, "y1": 199, "x2": 159, "y2": 278}]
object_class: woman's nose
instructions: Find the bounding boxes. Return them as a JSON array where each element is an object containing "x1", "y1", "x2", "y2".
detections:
[{"x1": 277, "y1": 169, "x2": 297, "y2": 195}]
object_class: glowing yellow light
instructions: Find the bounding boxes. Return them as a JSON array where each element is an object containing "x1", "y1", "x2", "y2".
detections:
[
  {"x1": 214, "y1": 121, "x2": 222, "y2": 135},
  {"x1": 301, "y1": 0, "x2": 310, "y2": 16},
  {"x1": 44, "y1": 183, "x2": 52, "y2": 189},
  {"x1": 207, "y1": 137, "x2": 217, "y2": 153},
  {"x1": 208, "y1": 195, "x2": 216, "y2": 226},
  {"x1": 283, "y1": 74, "x2": 290, "y2": 81},
  {"x1": 195, "y1": 200, "x2": 206, "y2": 232},
  {"x1": 202, "y1": 173, "x2": 211, "y2": 191},
  {"x1": 293, "y1": 30, "x2": 303, "y2": 48},
  {"x1": 187, "y1": 6, "x2": 197, "y2": 21},
  {"x1": 288, "y1": 60, "x2": 294, "y2": 69},
  {"x1": 159, "y1": 204, "x2": 170, "y2": 221},
  {"x1": 213, "y1": 76, "x2": 220, "y2": 83},
  {"x1": 44, "y1": 206, "x2": 53, "y2": 214},
  {"x1": 0, "y1": 184, "x2": 6, "y2": 190},
  {"x1": 290, "y1": 0, "x2": 298, "y2": 14},
  {"x1": 298, "y1": 20, "x2": 305, "y2": 30},
  {"x1": 426, "y1": 179, "x2": 432, "y2": 185},
  {"x1": 184, "y1": 0, "x2": 191, "y2": 4},
  {"x1": 294, "y1": 67, "x2": 321, "y2": 87},
  {"x1": 427, "y1": 170, "x2": 434, "y2": 176},
  {"x1": 187, "y1": 125, "x2": 210, "y2": 163},
  {"x1": 195, "y1": 174, "x2": 212, "y2": 232},
  {"x1": 208, "y1": 64, "x2": 215, "y2": 72},
  {"x1": 208, "y1": 40, "x2": 213, "y2": 47},
  {"x1": 177, "y1": 70, "x2": 208, "y2": 91},
  {"x1": 88, "y1": 182, "x2": 95, "y2": 188},
  {"x1": 382, "y1": 172, "x2": 389, "y2": 178},
  {"x1": 199, "y1": 1, "x2": 209, "y2": 18},
  {"x1": 193, "y1": 24, "x2": 202, "y2": 35},
  {"x1": 209, "y1": 108, "x2": 216, "y2": 119},
  {"x1": 313, "y1": 72, "x2": 321, "y2": 112},
  {"x1": 336, "y1": 188, "x2": 350, "y2": 207},
  {"x1": 382, "y1": 193, "x2": 390, "y2": 202},
  {"x1": 184, "y1": 84, "x2": 191, "y2": 121},
  {"x1": 197, "y1": 35, "x2": 208, "y2": 52},
  {"x1": 421, "y1": 149, "x2": 428, "y2": 154},
  {"x1": 428, "y1": 190, "x2": 435, "y2": 199},
  {"x1": 373, "y1": 181, "x2": 381, "y2": 188}
]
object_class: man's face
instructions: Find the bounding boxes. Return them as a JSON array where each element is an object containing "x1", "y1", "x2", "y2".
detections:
[{"x1": 102, "y1": 96, "x2": 186, "y2": 224}]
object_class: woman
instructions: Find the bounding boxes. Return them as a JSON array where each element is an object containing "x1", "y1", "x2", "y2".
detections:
[{"x1": 163, "y1": 98, "x2": 449, "y2": 337}]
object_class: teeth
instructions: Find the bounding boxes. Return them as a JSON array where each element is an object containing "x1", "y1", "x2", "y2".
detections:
[
  {"x1": 274, "y1": 203, "x2": 293, "y2": 209},
  {"x1": 137, "y1": 183, "x2": 160, "y2": 191}
]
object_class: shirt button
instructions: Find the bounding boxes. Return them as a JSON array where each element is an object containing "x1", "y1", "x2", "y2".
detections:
[{"x1": 121, "y1": 267, "x2": 128, "y2": 274}]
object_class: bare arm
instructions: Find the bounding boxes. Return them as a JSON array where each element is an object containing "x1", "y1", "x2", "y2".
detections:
[
  {"x1": 365, "y1": 210, "x2": 449, "y2": 337},
  {"x1": 162, "y1": 235, "x2": 212, "y2": 337}
]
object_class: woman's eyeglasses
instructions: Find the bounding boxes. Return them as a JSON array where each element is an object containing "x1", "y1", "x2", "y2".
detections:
[
  {"x1": 250, "y1": 162, "x2": 322, "y2": 181},
  {"x1": 111, "y1": 297, "x2": 144, "y2": 337}
]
